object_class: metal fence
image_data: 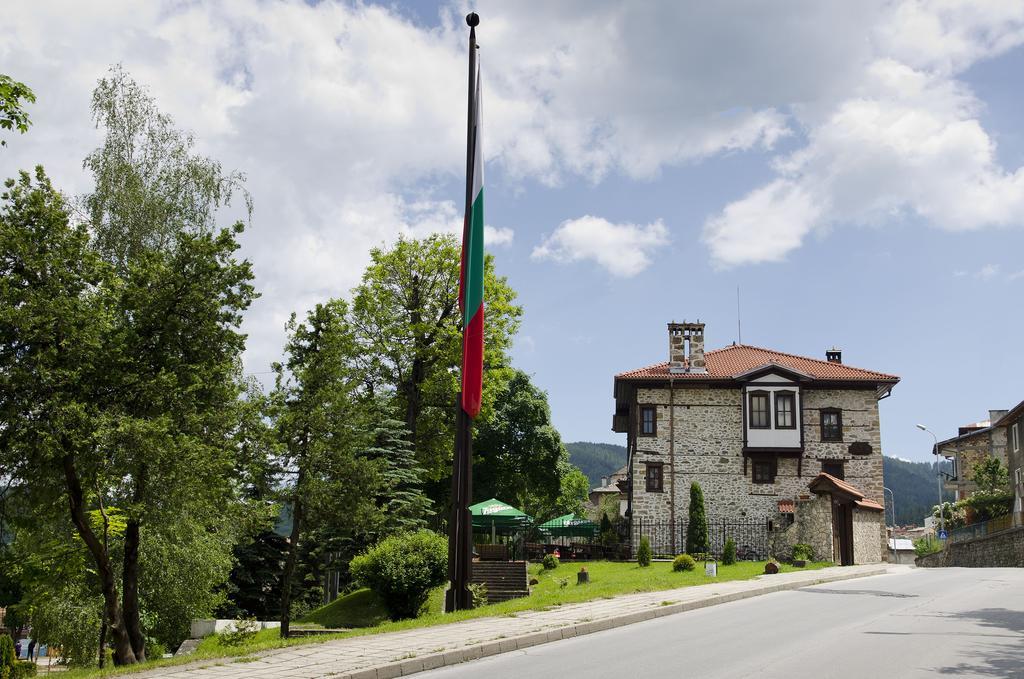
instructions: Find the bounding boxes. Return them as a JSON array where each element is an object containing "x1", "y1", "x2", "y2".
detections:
[
  {"x1": 946, "y1": 513, "x2": 1015, "y2": 544},
  {"x1": 632, "y1": 517, "x2": 770, "y2": 560}
]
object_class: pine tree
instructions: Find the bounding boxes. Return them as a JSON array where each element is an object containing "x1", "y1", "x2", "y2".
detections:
[
  {"x1": 359, "y1": 418, "x2": 432, "y2": 535},
  {"x1": 685, "y1": 482, "x2": 709, "y2": 556}
]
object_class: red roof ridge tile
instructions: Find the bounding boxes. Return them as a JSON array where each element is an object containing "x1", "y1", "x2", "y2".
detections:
[
  {"x1": 709, "y1": 343, "x2": 899, "y2": 380},
  {"x1": 615, "y1": 343, "x2": 899, "y2": 383}
]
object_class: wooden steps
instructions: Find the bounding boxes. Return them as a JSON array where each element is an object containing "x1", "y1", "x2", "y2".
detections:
[{"x1": 470, "y1": 561, "x2": 530, "y2": 603}]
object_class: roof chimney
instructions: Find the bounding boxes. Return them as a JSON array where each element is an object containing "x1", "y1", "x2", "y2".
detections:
[
  {"x1": 826, "y1": 347, "x2": 842, "y2": 364},
  {"x1": 989, "y1": 409, "x2": 1008, "y2": 425},
  {"x1": 668, "y1": 321, "x2": 706, "y2": 374}
]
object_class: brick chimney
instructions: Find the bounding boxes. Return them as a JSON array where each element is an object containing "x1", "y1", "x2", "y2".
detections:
[
  {"x1": 826, "y1": 347, "x2": 842, "y2": 363},
  {"x1": 668, "y1": 321, "x2": 706, "y2": 374}
]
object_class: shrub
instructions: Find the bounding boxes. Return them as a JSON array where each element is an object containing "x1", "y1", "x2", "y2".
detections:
[
  {"x1": 528, "y1": 577, "x2": 539, "y2": 586},
  {"x1": 541, "y1": 554, "x2": 559, "y2": 570},
  {"x1": 0, "y1": 636, "x2": 13, "y2": 679},
  {"x1": 350, "y1": 529, "x2": 448, "y2": 621},
  {"x1": 146, "y1": 641, "x2": 167, "y2": 660},
  {"x1": 722, "y1": 538, "x2": 737, "y2": 565},
  {"x1": 672, "y1": 554, "x2": 696, "y2": 572},
  {"x1": 468, "y1": 583, "x2": 488, "y2": 608},
  {"x1": 685, "y1": 482, "x2": 709, "y2": 555},
  {"x1": 636, "y1": 536, "x2": 652, "y2": 567},
  {"x1": 764, "y1": 561, "x2": 779, "y2": 575},
  {"x1": 913, "y1": 535, "x2": 943, "y2": 558},
  {"x1": 964, "y1": 491, "x2": 1014, "y2": 522},
  {"x1": 12, "y1": 661, "x2": 37, "y2": 679},
  {"x1": 217, "y1": 618, "x2": 260, "y2": 647},
  {"x1": 792, "y1": 543, "x2": 814, "y2": 561}
]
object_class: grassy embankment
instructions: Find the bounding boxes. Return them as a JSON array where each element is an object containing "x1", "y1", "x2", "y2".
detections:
[{"x1": 62, "y1": 559, "x2": 830, "y2": 678}]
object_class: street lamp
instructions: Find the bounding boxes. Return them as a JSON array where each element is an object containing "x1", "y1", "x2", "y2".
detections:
[
  {"x1": 916, "y1": 424, "x2": 945, "y2": 536},
  {"x1": 883, "y1": 486, "x2": 896, "y2": 529}
]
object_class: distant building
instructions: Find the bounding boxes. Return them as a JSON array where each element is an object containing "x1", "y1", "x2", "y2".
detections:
[
  {"x1": 936, "y1": 399, "x2": 1022, "y2": 526},
  {"x1": 589, "y1": 464, "x2": 628, "y2": 516},
  {"x1": 612, "y1": 321, "x2": 899, "y2": 565}
]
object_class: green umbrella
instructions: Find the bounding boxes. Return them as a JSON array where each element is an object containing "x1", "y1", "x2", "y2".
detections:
[
  {"x1": 539, "y1": 513, "x2": 599, "y2": 539},
  {"x1": 469, "y1": 498, "x2": 532, "y2": 540}
]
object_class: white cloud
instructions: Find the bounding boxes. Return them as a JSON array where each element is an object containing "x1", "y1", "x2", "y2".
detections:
[
  {"x1": 5, "y1": 0, "x2": 1024, "y2": 370},
  {"x1": 704, "y1": 4, "x2": 1024, "y2": 267},
  {"x1": 532, "y1": 215, "x2": 668, "y2": 277},
  {"x1": 485, "y1": 225, "x2": 514, "y2": 247},
  {"x1": 977, "y1": 263, "x2": 1001, "y2": 280}
]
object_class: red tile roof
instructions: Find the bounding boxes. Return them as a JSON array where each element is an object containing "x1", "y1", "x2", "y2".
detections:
[
  {"x1": 616, "y1": 344, "x2": 898, "y2": 383},
  {"x1": 808, "y1": 472, "x2": 866, "y2": 500},
  {"x1": 778, "y1": 499, "x2": 795, "y2": 514},
  {"x1": 855, "y1": 498, "x2": 885, "y2": 512}
]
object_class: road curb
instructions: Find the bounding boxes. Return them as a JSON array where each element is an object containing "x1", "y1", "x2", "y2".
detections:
[{"x1": 335, "y1": 566, "x2": 891, "y2": 679}]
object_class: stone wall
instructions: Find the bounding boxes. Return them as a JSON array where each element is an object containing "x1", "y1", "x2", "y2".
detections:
[
  {"x1": 916, "y1": 527, "x2": 1024, "y2": 568},
  {"x1": 852, "y1": 507, "x2": 883, "y2": 564},
  {"x1": 629, "y1": 385, "x2": 886, "y2": 533},
  {"x1": 772, "y1": 493, "x2": 833, "y2": 561}
]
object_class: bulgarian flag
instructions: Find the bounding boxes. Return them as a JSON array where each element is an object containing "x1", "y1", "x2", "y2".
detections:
[{"x1": 459, "y1": 57, "x2": 484, "y2": 419}]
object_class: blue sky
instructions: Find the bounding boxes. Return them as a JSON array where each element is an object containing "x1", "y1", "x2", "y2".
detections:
[{"x1": 3, "y1": 1, "x2": 1024, "y2": 462}]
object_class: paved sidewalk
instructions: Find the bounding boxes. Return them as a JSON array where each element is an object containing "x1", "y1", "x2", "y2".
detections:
[{"x1": 141, "y1": 564, "x2": 904, "y2": 679}]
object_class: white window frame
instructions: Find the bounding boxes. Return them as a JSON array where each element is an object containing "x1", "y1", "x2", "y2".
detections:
[
  {"x1": 1012, "y1": 423, "x2": 1020, "y2": 453},
  {"x1": 1015, "y1": 468, "x2": 1023, "y2": 487}
]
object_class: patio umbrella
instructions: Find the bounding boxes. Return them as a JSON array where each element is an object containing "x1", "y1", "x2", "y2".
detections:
[
  {"x1": 538, "y1": 513, "x2": 599, "y2": 539},
  {"x1": 469, "y1": 498, "x2": 532, "y2": 540}
]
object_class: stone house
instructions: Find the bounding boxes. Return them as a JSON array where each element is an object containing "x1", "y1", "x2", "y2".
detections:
[
  {"x1": 939, "y1": 399, "x2": 1024, "y2": 525},
  {"x1": 612, "y1": 322, "x2": 899, "y2": 565}
]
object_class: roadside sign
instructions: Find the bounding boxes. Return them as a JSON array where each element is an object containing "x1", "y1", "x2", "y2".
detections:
[{"x1": 938, "y1": 529, "x2": 948, "y2": 540}]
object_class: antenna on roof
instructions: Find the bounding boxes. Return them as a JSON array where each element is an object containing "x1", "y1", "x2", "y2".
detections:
[{"x1": 736, "y1": 286, "x2": 742, "y2": 345}]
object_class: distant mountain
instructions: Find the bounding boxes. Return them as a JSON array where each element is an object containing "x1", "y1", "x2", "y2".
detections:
[
  {"x1": 566, "y1": 442, "x2": 951, "y2": 525},
  {"x1": 566, "y1": 442, "x2": 627, "y2": 487},
  {"x1": 883, "y1": 456, "x2": 955, "y2": 526}
]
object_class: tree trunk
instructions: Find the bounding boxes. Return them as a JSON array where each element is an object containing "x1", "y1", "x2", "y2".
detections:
[
  {"x1": 278, "y1": 471, "x2": 304, "y2": 639},
  {"x1": 98, "y1": 615, "x2": 108, "y2": 668},
  {"x1": 61, "y1": 453, "x2": 138, "y2": 665},
  {"x1": 122, "y1": 519, "x2": 146, "y2": 662},
  {"x1": 122, "y1": 465, "x2": 147, "y2": 662}
]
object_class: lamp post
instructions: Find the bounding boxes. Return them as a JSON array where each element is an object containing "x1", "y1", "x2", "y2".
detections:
[
  {"x1": 883, "y1": 486, "x2": 896, "y2": 528},
  {"x1": 916, "y1": 424, "x2": 945, "y2": 536}
]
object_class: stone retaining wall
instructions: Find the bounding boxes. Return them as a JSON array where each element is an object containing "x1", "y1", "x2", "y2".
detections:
[{"x1": 916, "y1": 527, "x2": 1024, "y2": 567}]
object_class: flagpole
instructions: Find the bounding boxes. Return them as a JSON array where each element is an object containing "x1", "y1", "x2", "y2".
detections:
[{"x1": 446, "y1": 11, "x2": 479, "y2": 614}]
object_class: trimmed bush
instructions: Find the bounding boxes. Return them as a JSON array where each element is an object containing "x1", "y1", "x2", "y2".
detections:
[
  {"x1": 350, "y1": 530, "x2": 448, "y2": 621},
  {"x1": 685, "y1": 482, "x2": 709, "y2": 555},
  {"x1": 637, "y1": 536, "x2": 652, "y2": 567},
  {"x1": 541, "y1": 554, "x2": 559, "y2": 570},
  {"x1": 722, "y1": 538, "x2": 737, "y2": 565},
  {"x1": 791, "y1": 543, "x2": 814, "y2": 562},
  {"x1": 0, "y1": 636, "x2": 14, "y2": 679},
  {"x1": 672, "y1": 554, "x2": 696, "y2": 572}
]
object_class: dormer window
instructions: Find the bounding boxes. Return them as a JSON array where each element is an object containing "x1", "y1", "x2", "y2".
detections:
[
  {"x1": 749, "y1": 392, "x2": 770, "y2": 429},
  {"x1": 775, "y1": 392, "x2": 796, "y2": 429},
  {"x1": 821, "y1": 409, "x2": 843, "y2": 441}
]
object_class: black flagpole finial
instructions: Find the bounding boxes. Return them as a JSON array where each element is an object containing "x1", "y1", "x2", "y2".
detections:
[{"x1": 466, "y1": 12, "x2": 480, "y2": 27}]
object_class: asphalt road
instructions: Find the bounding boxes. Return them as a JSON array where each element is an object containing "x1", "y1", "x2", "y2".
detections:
[{"x1": 417, "y1": 568, "x2": 1024, "y2": 679}]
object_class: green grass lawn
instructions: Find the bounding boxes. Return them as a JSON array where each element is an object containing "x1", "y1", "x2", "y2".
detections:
[{"x1": 61, "y1": 559, "x2": 830, "y2": 678}]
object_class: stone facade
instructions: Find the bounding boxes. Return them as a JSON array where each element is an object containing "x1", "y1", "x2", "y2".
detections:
[
  {"x1": 615, "y1": 324, "x2": 897, "y2": 565},
  {"x1": 627, "y1": 384, "x2": 887, "y2": 561}
]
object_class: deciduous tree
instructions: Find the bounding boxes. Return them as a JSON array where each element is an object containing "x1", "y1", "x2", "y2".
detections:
[
  {"x1": 350, "y1": 235, "x2": 521, "y2": 499},
  {"x1": 0, "y1": 74, "x2": 35, "y2": 146}
]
